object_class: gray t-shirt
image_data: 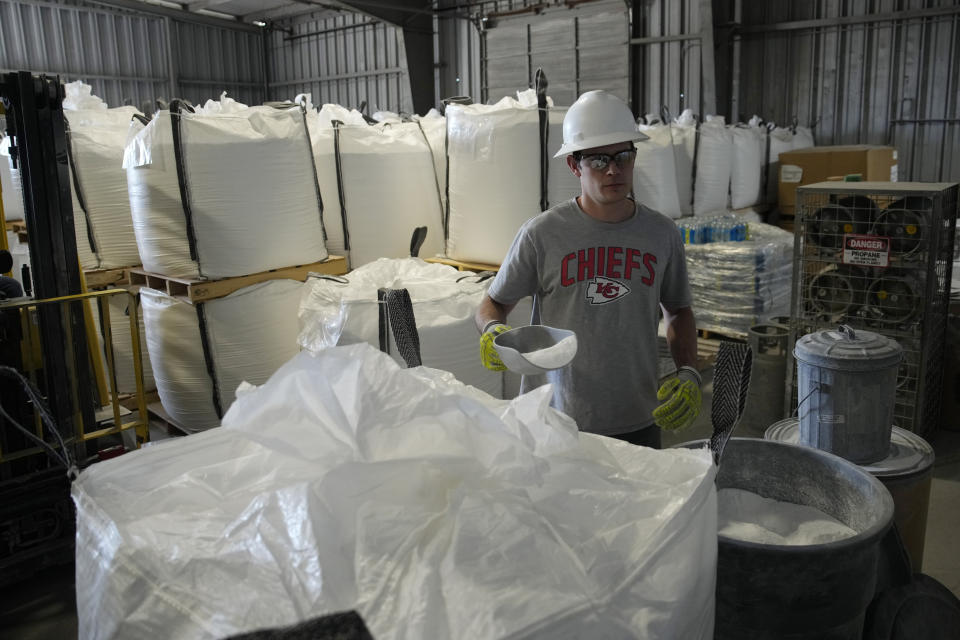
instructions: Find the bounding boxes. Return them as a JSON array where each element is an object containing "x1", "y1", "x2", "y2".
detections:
[{"x1": 488, "y1": 199, "x2": 692, "y2": 435}]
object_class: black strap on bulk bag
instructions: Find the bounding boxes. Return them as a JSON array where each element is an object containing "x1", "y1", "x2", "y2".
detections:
[
  {"x1": 194, "y1": 301, "x2": 224, "y2": 420},
  {"x1": 763, "y1": 121, "x2": 774, "y2": 205},
  {"x1": 63, "y1": 119, "x2": 99, "y2": 261},
  {"x1": 331, "y1": 120, "x2": 351, "y2": 252},
  {"x1": 377, "y1": 288, "x2": 422, "y2": 368},
  {"x1": 297, "y1": 100, "x2": 328, "y2": 244},
  {"x1": 409, "y1": 226, "x2": 428, "y2": 258},
  {"x1": 414, "y1": 119, "x2": 446, "y2": 237},
  {"x1": 169, "y1": 99, "x2": 203, "y2": 271},
  {"x1": 440, "y1": 96, "x2": 473, "y2": 245},
  {"x1": 535, "y1": 68, "x2": 549, "y2": 212},
  {"x1": 690, "y1": 114, "x2": 701, "y2": 211}
]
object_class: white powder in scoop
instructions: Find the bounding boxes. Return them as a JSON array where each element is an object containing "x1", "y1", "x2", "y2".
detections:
[
  {"x1": 718, "y1": 488, "x2": 858, "y2": 545},
  {"x1": 522, "y1": 336, "x2": 576, "y2": 369}
]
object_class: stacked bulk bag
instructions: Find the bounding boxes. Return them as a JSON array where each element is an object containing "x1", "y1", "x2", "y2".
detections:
[
  {"x1": 729, "y1": 117, "x2": 765, "y2": 210},
  {"x1": 0, "y1": 135, "x2": 24, "y2": 221},
  {"x1": 693, "y1": 115, "x2": 733, "y2": 216},
  {"x1": 307, "y1": 106, "x2": 445, "y2": 269},
  {"x1": 634, "y1": 118, "x2": 683, "y2": 218},
  {"x1": 515, "y1": 89, "x2": 581, "y2": 208},
  {"x1": 64, "y1": 103, "x2": 144, "y2": 270},
  {"x1": 298, "y1": 258, "x2": 502, "y2": 398},
  {"x1": 124, "y1": 96, "x2": 327, "y2": 280},
  {"x1": 142, "y1": 279, "x2": 303, "y2": 432}
]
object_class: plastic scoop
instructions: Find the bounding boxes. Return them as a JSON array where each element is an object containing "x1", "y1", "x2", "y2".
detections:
[{"x1": 493, "y1": 325, "x2": 578, "y2": 375}]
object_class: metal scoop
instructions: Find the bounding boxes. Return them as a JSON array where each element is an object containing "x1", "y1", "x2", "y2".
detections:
[{"x1": 493, "y1": 325, "x2": 578, "y2": 375}]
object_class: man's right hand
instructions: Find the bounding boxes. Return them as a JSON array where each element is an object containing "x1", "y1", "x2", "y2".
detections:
[{"x1": 479, "y1": 323, "x2": 512, "y2": 371}]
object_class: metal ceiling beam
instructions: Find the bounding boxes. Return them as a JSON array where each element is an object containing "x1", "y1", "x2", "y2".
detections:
[
  {"x1": 84, "y1": 0, "x2": 262, "y2": 31},
  {"x1": 185, "y1": 0, "x2": 236, "y2": 12}
]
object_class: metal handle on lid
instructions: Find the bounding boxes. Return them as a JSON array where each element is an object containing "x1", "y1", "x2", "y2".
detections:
[{"x1": 838, "y1": 324, "x2": 857, "y2": 340}]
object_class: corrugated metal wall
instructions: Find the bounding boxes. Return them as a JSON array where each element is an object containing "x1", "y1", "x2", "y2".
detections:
[
  {"x1": 0, "y1": 0, "x2": 265, "y2": 110},
  {"x1": 268, "y1": 10, "x2": 412, "y2": 114},
  {"x1": 732, "y1": 0, "x2": 960, "y2": 182},
  {"x1": 474, "y1": 0, "x2": 630, "y2": 107}
]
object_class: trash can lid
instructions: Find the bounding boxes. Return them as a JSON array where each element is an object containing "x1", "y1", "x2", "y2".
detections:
[
  {"x1": 764, "y1": 418, "x2": 934, "y2": 477},
  {"x1": 794, "y1": 324, "x2": 902, "y2": 370}
]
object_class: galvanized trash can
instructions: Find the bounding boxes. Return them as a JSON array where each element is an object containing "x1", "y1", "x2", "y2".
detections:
[{"x1": 794, "y1": 325, "x2": 902, "y2": 464}]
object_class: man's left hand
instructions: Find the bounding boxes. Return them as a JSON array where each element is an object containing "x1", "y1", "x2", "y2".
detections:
[{"x1": 653, "y1": 366, "x2": 702, "y2": 431}]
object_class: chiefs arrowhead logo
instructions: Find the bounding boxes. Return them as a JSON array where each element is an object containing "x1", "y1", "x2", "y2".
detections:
[{"x1": 586, "y1": 276, "x2": 630, "y2": 304}]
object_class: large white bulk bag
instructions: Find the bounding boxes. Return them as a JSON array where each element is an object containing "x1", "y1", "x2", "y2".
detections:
[
  {"x1": 634, "y1": 122, "x2": 683, "y2": 218},
  {"x1": 766, "y1": 125, "x2": 795, "y2": 203},
  {"x1": 73, "y1": 343, "x2": 718, "y2": 640},
  {"x1": 729, "y1": 121, "x2": 765, "y2": 210},
  {"x1": 65, "y1": 107, "x2": 143, "y2": 270},
  {"x1": 141, "y1": 279, "x2": 303, "y2": 431},
  {"x1": 299, "y1": 257, "x2": 502, "y2": 397},
  {"x1": 0, "y1": 136, "x2": 24, "y2": 221},
  {"x1": 514, "y1": 89, "x2": 581, "y2": 209},
  {"x1": 124, "y1": 102, "x2": 327, "y2": 279},
  {"x1": 671, "y1": 110, "x2": 698, "y2": 216},
  {"x1": 693, "y1": 116, "x2": 733, "y2": 216},
  {"x1": 92, "y1": 286, "x2": 155, "y2": 394},
  {"x1": 446, "y1": 95, "x2": 574, "y2": 265},
  {"x1": 307, "y1": 109, "x2": 445, "y2": 269},
  {"x1": 793, "y1": 125, "x2": 815, "y2": 150}
]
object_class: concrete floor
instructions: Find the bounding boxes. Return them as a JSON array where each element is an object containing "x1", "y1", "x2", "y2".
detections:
[{"x1": 2, "y1": 375, "x2": 959, "y2": 639}]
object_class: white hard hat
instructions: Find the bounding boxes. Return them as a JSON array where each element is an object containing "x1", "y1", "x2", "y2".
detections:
[{"x1": 554, "y1": 90, "x2": 648, "y2": 158}]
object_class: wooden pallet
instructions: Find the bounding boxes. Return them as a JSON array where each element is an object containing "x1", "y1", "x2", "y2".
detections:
[
  {"x1": 425, "y1": 256, "x2": 501, "y2": 273},
  {"x1": 128, "y1": 255, "x2": 348, "y2": 303},
  {"x1": 84, "y1": 267, "x2": 135, "y2": 289},
  {"x1": 4, "y1": 220, "x2": 28, "y2": 243},
  {"x1": 146, "y1": 401, "x2": 190, "y2": 438}
]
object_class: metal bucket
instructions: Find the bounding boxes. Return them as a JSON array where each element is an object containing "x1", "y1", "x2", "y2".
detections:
[
  {"x1": 794, "y1": 325, "x2": 902, "y2": 464},
  {"x1": 675, "y1": 438, "x2": 894, "y2": 640},
  {"x1": 765, "y1": 418, "x2": 935, "y2": 572}
]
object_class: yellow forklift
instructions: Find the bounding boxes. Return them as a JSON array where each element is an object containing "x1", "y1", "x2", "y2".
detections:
[{"x1": 0, "y1": 74, "x2": 149, "y2": 585}]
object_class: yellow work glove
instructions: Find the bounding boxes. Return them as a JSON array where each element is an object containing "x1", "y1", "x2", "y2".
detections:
[
  {"x1": 653, "y1": 366, "x2": 702, "y2": 431},
  {"x1": 479, "y1": 322, "x2": 512, "y2": 371}
]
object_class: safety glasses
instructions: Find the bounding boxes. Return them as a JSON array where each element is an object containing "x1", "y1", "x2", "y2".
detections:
[{"x1": 575, "y1": 146, "x2": 637, "y2": 170}]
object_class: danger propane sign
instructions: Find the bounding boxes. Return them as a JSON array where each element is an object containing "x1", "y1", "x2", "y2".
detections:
[{"x1": 842, "y1": 234, "x2": 890, "y2": 267}]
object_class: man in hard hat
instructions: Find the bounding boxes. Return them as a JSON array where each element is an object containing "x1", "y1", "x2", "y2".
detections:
[{"x1": 474, "y1": 90, "x2": 700, "y2": 448}]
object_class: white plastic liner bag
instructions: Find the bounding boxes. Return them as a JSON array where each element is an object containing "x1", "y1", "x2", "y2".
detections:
[
  {"x1": 141, "y1": 279, "x2": 303, "y2": 431},
  {"x1": 299, "y1": 257, "x2": 502, "y2": 398},
  {"x1": 446, "y1": 95, "x2": 576, "y2": 265},
  {"x1": 0, "y1": 135, "x2": 24, "y2": 221},
  {"x1": 73, "y1": 343, "x2": 717, "y2": 640},
  {"x1": 65, "y1": 105, "x2": 144, "y2": 270},
  {"x1": 693, "y1": 115, "x2": 733, "y2": 217},
  {"x1": 634, "y1": 121, "x2": 683, "y2": 218},
  {"x1": 729, "y1": 120, "x2": 765, "y2": 210},
  {"x1": 306, "y1": 108, "x2": 445, "y2": 269},
  {"x1": 124, "y1": 97, "x2": 327, "y2": 279}
]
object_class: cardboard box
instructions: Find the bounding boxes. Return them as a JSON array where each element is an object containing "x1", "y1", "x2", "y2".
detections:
[{"x1": 778, "y1": 145, "x2": 898, "y2": 215}]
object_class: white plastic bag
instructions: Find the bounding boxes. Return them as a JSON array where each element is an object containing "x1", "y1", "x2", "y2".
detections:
[
  {"x1": 141, "y1": 279, "x2": 303, "y2": 431},
  {"x1": 74, "y1": 343, "x2": 717, "y2": 640},
  {"x1": 729, "y1": 122, "x2": 765, "y2": 210},
  {"x1": 306, "y1": 113, "x2": 445, "y2": 269},
  {"x1": 65, "y1": 106, "x2": 144, "y2": 269},
  {"x1": 671, "y1": 109, "x2": 698, "y2": 216},
  {"x1": 693, "y1": 115, "x2": 733, "y2": 216},
  {"x1": 634, "y1": 122, "x2": 683, "y2": 218},
  {"x1": 298, "y1": 257, "x2": 502, "y2": 397},
  {"x1": 125, "y1": 105, "x2": 327, "y2": 279}
]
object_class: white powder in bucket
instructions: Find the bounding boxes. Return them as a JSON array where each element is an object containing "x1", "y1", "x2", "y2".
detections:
[
  {"x1": 522, "y1": 336, "x2": 576, "y2": 369},
  {"x1": 718, "y1": 488, "x2": 858, "y2": 545}
]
